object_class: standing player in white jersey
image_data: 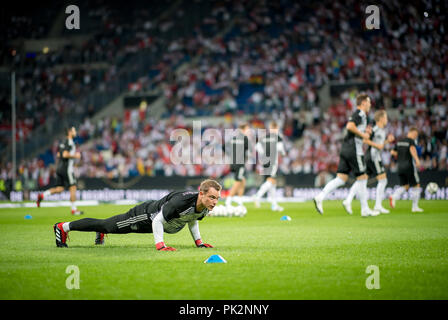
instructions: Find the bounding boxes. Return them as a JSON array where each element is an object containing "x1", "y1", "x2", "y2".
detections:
[
  {"x1": 342, "y1": 110, "x2": 395, "y2": 214},
  {"x1": 313, "y1": 94, "x2": 378, "y2": 217},
  {"x1": 36, "y1": 126, "x2": 83, "y2": 215},
  {"x1": 253, "y1": 121, "x2": 286, "y2": 212}
]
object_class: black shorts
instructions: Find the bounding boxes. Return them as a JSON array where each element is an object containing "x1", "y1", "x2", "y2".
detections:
[
  {"x1": 398, "y1": 166, "x2": 420, "y2": 187},
  {"x1": 108, "y1": 201, "x2": 156, "y2": 234},
  {"x1": 366, "y1": 157, "x2": 385, "y2": 177},
  {"x1": 231, "y1": 164, "x2": 246, "y2": 181},
  {"x1": 56, "y1": 169, "x2": 77, "y2": 188},
  {"x1": 337, "y1": 152, "x2": 366, "y2": 177}
]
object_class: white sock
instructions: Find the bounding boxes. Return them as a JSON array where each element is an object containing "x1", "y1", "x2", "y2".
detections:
[
  {"x1": 319, "y1": 177, "x2": 345, "y2": 200},
  {"x1": 356, "y1": 179, "x2": 369, "y2": 211},
  {"x1": 268, "y1": 184, "x2": 278, "y2": 207},
  {"x1": 226, "y1": 196, "x2": 232, "y2": 206},
  {"x1": 411, "y1": 187, "x2": 421, "y2": 208},
  {"x1": 375, "y1": 179, "x2": 388, "y2": 209},
  {"x1": 345, "y1": 182, "x2": 358, "y2": 204},
  {"x1": 71, "y1": 202, "x2": 77, "y2": 212},
  {"x1": 43, "y1": 190, "x2": 51, "y2": 198},
  {"x1": 392, "y1": 186, "x2": 406, "y2": 200},
  {"x1": 62, "y1": 222, "x2": 71, "y2": 232},
  {"x1": 256, "y1": 181, "x2": 273, "y2": 199}
]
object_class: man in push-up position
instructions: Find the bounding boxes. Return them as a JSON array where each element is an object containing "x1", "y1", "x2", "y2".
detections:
[{"x1": 53, "y1": 179, "x2": 221, "y2": 251}]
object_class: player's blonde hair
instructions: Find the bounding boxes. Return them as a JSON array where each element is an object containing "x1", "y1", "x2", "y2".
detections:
[
  {"x1": 374, "y1": 110, "x2": 387, "y2": 122},
  {"x1": 199, "y1": 179, "x2": 222, "y2": 193},
  {"x1": 269, "y1": 121, "x2": 279, "y2": 129}
]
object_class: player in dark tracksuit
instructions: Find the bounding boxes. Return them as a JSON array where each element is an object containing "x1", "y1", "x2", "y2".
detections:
[
  {"x1": 314, "y1": 93, "x2": 378, "y2": 217},
  {"x1": 53, "y1": 179, "x2": 222, "y2": 250},
  {"x1": 225, "y1": 123, "x2": 250, "y2": 208},
  {"x1": 389, "y1": 127, "x2": 423, "y2": 212},
  {"x1": 37, "y1": 126, "x2": 83, "y2": 215},
  {"x1": 253, "y1": 121, "x2": 286, "y2": 211}
]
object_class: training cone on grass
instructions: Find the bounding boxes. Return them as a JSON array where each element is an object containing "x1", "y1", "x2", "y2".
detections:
[
  {"x1": 204, "y1": 254, "x2": 227, "y2": 264},
  {"x1": 24, "y1": 215, "x2": 32, "y2": 220},
  {"x1": 280, "y1": 215, "x2": 291, "y2": 221}
]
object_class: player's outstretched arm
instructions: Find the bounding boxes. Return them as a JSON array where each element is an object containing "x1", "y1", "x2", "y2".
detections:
[
  {"x1": 255, "y1": 141, "x2": 265, "y2": 156},
  {"x1": 278, "y1": 141, "x2": 286, "y2": 156},
  {"x1": 189, "y1": 220, "x2": 213, "y2": 248},
  {"x1": 346, "y1": 121, "x2": 369, "y2": 140},
  {"x1": 362, "y1": 138, "x2": 384, "y2": 150},
  {"x1": 152, "y1": 211, "x2": 176, "y2": 251},
  {"x1": 62, "y1": 150, "x2": 81, "y2": 159},
  {"x1": 410, "y1": 145, "x2": 421, "y2": 167}
]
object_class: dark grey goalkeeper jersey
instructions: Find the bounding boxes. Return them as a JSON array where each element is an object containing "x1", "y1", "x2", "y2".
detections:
[{"x1": 145, "y1": 191, "x2": 208, "y2": 234}]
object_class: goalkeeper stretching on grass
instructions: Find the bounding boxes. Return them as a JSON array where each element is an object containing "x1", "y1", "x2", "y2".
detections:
[{"x1": 53, "y1": 179, "x2": 221, "y2": 251}]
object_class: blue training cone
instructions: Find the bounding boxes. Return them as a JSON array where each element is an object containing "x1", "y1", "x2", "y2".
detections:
[
  {"x1": 24, "y1": 215, "x2": 32, "y2": 220},
  {"x1": 280, "y1": 215, "x2": 291, "y2": 221},
  {"x1": 204, "y1": 254, "x2": 227, "y2": 264}
]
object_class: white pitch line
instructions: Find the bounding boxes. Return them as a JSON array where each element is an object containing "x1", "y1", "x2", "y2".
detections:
[{"x1": 0, "y1": 200, "x2": 100, "y2": 209}]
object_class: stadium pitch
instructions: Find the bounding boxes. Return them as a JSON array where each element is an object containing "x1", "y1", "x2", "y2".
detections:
[{"x1": 0, "y1": 200, "x2": 447, "y2": 300}]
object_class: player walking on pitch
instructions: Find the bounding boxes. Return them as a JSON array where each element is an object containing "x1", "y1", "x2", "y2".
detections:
[
  {"x1": 53, "y1": 179, "x2": 221, "y2": 250},
  {"x1": 37, "y1": 126, "x2": 83, "y2": 215},
  {"x1": 253, "y1": 121, "x2": 286, "y2": 211},
  {"x1": 389, "y1": 127, "x2": 423, "y2": 212},
  {"x1": 343, "y1": 110, "x2": 395, "y2": 214},
  {"x1": 313, "y1": 94, "x2": 379, "y2": 217}
]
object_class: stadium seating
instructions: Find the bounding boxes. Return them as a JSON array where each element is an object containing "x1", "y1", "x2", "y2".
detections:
[{"x1": 1, "y1": 0, "x2": 447, "y2": 190}]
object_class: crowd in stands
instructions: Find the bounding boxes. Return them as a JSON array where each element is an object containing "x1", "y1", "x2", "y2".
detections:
[
  {"x1": 2, "y1": 97, "x2": 446, "y2": 192},
  {"x1": 1, "y1": 0, "x2": 169, "y2": 150},
  {"x1": 1, "y1": 0, "x2": 447, "y2": 191},
  {"x1": 1, "y1": 0, "x2": 241, "y2": 151},
  {"x1": 157, "y1": 0, "x2": 447, "y2": 118}
]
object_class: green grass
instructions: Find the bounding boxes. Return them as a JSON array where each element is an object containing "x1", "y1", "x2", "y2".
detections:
[{"x1": 0, "y1": 200, "x2": 447, "y2": 300}]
